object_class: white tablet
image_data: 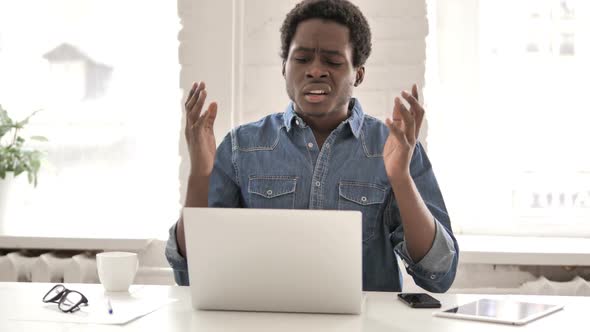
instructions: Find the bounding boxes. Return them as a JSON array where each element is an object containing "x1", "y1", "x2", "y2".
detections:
[{"x1": 433, "y1": 298, "x2": 564, "y2": 325}]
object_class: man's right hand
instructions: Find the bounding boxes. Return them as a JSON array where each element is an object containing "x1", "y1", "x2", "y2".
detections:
[
  {"x1": 184, "y1": 81, "x2": 218, "y2": 177},
  {"x1": 177, "y1": 81, "x2": 218, "y2": 258}
]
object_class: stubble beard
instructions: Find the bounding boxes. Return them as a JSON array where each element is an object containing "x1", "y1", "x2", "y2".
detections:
[{"x1": 286, "y1": 84, "x2": 354, "y2": 119}]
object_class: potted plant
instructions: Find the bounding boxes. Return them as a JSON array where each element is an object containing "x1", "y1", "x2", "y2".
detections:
[{"x1": 0, "y1": 104, "x2": 46, "y2": 224}]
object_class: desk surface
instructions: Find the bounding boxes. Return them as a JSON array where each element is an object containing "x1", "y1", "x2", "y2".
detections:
[{"x1": 0, "y1": 282, "x2": 584, "y2": 331}]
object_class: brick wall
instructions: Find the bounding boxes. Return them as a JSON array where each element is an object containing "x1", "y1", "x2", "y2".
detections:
[
  {"x1": 239, "y1": 0, "x2": 428, "y2": 123},
  {"x1": 177, "y1": 0, "x2": 429, "y2": 195},
  {"x1": 177, "y1": 0, "x2": 429, "y2": 291}
]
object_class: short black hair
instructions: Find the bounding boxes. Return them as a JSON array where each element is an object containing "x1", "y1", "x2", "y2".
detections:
[{"x1": 280, "y1": 0, "x2": 372, "y2": 68}]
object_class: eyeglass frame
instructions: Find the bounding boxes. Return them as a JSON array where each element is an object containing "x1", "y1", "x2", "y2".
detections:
[{"x1": 42, "y1": 284, "x2": 89, "y2": 313}]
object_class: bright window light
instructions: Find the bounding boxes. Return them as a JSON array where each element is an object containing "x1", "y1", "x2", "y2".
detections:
[
  {"x1": 426, "y1": 0, "x2": 590, "y2": 236},
  {"x1": 0, "y1": 0, "x2": 181, "y2": 239}
]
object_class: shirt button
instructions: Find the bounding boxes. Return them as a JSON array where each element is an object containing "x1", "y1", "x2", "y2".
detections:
[
  {"x1": 324, "y1": 143, "x2": 330, "y2": 148},
  {"x1": 315, "y1": 181, "x2": 321, "y2": 187},
  {"x1": 307, "y1": 143, "x2": 313, "y2": 149},
  {"x1": 430, "y1": 274, "x2": 436, "y2": 280},
  {"x1": 361, "y1": 196, "x2": 367, "y2": 203},
  {"x1": 266, "y1": 190, "x2": 273, "y2": 196},
  {"x1": 295, "y1": 120, "x2": 300, "y2": 126}
]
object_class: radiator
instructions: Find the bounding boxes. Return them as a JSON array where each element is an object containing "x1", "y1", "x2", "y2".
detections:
[
  {"x1": 449, "y1": 276, "x2": 590, "y2": 296},
  {"x1": 0, "y1": 250, "x2": 175, "y2": 285},
  {"x1": 0, "y1": 250, "x2": 99, "y2": 283},
  {"x1": 519, "y1": 276, "x2": 590, "y2": 296}
]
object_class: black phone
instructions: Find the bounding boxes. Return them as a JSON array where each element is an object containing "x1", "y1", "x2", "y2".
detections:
[{"x1": 398, "y1": 293, "x2": 441, "y2": 308}]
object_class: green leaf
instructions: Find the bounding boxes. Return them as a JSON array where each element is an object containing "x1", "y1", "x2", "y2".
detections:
[
  {"x1": 0, "y1": 125, "x2": 11, "y2": 140},
  {"x1": 15, "y1": 109, "x2": 41, "y2": 128},
  {"x1": 0, "y1": 107, "x2": 14, "y2": 139},
  {"x1": 30, "y1": 135, "x2": 48, "y2": 142},
  {"x1": 0, "y1": 106, "x2": 12, "y2": 125}
]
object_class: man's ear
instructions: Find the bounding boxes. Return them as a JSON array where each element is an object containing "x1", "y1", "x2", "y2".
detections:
[
  {"x1": 354, "y1": 66, "x2": 365, "y2": 87},
  {"x1": 282, "y1": 61, "x2": 286, "y2": 77}
]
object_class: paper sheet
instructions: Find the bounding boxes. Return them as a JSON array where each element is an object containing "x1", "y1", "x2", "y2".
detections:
[{"x1": 7, "y1": 286, "x2": 177, "y2": 325}]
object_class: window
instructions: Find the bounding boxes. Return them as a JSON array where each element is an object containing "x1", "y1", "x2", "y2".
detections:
[
  {"x1": 425, "y1": 0, "x2": 590, "y2": 236},
  {"x1": 0, "y1": 1, "x2": 181, "y2": 238}
]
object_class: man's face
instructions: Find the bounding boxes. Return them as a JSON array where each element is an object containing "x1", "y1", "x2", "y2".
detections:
[{"x1": 284, "y1": 19, "x2": 363, "y2": 118}]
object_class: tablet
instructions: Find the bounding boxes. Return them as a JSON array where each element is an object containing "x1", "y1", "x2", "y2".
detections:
[{"x1": 433, "y1": 298, "x2": 564, "y2": 325}]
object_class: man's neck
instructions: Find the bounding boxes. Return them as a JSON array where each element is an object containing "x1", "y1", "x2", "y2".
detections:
[{"x1": 298, "y1": 107, "x2": 350, "y2": 149}]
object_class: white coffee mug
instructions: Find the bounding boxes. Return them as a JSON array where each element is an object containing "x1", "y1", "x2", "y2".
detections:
[{"x1": 96, "y1": 252, "x2": 138, "y2": 292}]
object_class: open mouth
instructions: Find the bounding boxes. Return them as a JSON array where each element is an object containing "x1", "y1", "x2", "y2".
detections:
[
  {"x1": 304, "y1": 92, "x2": 328, "y2": 103},
  {"x1": 303, "y1": 84, "x2": 331, "y2": 103},
  {"x1": 306, "y1": 89, "x2": 328, "y2": 95}
]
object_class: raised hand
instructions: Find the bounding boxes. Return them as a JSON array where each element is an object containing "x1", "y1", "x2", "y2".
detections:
[
  {"x1": 383, "y1": 84, "x2": 424, "y2": 181},
  {"x1": 184, "y1": 81, "x2": 218, "y2": 177}
]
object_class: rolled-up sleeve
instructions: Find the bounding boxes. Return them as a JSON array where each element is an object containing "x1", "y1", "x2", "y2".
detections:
[
  {"x1": 165, "y1": 222, "x2": 189, "y2": 286},
  {"x1": 394, "y1": 219, "x2": 457, "y2": 291},
  {"x1": 389, "y1": 143, "x2": 459, "y2": 293}
]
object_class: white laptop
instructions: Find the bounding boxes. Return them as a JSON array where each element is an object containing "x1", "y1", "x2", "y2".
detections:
[{"x1": 183, "y1": 208, "x2": 363, "y2": 314}]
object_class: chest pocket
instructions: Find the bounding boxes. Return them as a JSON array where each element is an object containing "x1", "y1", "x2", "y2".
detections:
[
  {"x1": 338, "y1": 181, "x2": 387, "y2": 242},
  {"x1": 248, "y1": 176, "x2": 297, "y2": 209}
]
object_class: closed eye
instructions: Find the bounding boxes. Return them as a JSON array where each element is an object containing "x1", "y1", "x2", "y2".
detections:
[{"x1": 326, "y1": 60, "x2": 343, "y2": 66}]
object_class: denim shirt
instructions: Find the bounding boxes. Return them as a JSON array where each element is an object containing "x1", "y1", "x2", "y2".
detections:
[{"x1": 166, "y1": 98, "x2": 459, "y2": 292}]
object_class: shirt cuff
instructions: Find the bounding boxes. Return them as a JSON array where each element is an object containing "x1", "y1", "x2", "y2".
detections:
[
  {"x1": 165, "y1": 222, "x2": 188, "y2": 272},
  {"x1": 394, "y1": 219, "x2": 456, "y2": 281}
]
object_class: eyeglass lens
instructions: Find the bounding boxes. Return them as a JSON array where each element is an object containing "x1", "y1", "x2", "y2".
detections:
[
  {"x1": 59, "y1": 291, "x2": 84, "y2": 312},
  {"x1": 43, "y1": 285, "x2": 66, "y2": 303}
]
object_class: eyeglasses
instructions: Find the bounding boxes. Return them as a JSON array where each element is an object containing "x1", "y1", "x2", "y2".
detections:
[{"x1": 42, "y1": 284, "x2": 89, "y2": 313}]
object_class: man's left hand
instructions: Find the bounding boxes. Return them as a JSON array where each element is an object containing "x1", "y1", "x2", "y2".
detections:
[{"x1": 383, "y1": 84, "x2": 425, "y2": 181}]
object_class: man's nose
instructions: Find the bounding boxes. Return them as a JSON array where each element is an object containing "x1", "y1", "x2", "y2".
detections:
[{"x1": 306, "y1": 59, "x2": 328, "y2": 79}]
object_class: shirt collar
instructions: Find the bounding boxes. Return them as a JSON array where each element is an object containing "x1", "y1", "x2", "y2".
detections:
[
  {"x1": 283, "y1": 98, "x2": 365, "y2": 138},
  {"x1": 346, "y1": 98, "x2": 364, "y2": 138},
  {"x1": 283, "y1": 103, "x2": 298, "y2": 132}
]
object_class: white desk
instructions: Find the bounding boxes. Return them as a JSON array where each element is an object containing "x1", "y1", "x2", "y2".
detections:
[{"x1": 0, "y1": 282, "x2": 584, "y2": 331}]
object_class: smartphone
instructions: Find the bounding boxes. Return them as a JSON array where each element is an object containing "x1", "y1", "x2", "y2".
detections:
[{"x1": 398, "y1": 293, "x2": 441, "y2": 308}]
